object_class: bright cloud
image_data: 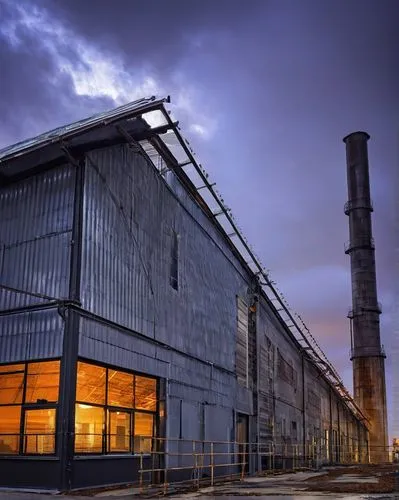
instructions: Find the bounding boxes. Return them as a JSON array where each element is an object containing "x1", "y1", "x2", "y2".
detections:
[{"x1": 0, "y1": 1, "x2": 218, "y2": 140}]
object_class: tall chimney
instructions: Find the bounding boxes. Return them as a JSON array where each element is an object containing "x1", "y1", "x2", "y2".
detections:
[{"x1": 343, "y1": 131, "x2": 388, "y2": 462}]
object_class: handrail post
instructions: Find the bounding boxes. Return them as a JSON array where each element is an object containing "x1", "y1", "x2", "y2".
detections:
[
  {"x1": 240, "y1": 444, "x2": 245, "y2": 481},
  {"x1": 163, "y1": 440, "x2": 168, "y2": 495},
  {"x1": 210, "y1": 442, "x2": 214, "y2": 486},
  {"x1": 139, "y1": 452, "x2": 144, "y2": 494}
]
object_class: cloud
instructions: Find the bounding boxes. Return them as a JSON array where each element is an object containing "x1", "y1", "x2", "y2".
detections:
[{"x1": 0, "y1": 0, "x2": 219, "y2": 144}]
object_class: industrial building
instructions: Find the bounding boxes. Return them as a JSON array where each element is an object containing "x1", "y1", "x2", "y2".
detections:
[{"x1": 0, "y1": 96, "x2": 369, "y2": 491}]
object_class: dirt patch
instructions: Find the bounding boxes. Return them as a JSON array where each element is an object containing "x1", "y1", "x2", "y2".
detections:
[{"x1": 305, "y1": 464, "x2": 398, "y2": 494}]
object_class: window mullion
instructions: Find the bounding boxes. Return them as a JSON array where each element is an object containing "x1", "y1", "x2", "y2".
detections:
[{"x1": 19, "y1": 363, "x2": 28, "y2": 454}]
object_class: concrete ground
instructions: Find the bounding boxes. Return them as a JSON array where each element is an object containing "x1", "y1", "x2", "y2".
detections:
[{"x1": 0, "y1": 465, "x2": 398, "y2": 499}]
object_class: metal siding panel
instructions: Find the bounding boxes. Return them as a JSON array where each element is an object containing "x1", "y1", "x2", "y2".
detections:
[
  {"x1": 81, "y1": 145, "x2": 248, "y2": 372},
  {"x1": 81, "y1": 149, "x2": 155, "y2": 338},
  {"x1": 78, "y1": 316, "x2": 169, "y2": 379},
  {"x1": 236, "y1": 297, "x2": 249, "y2": 386},
  {"x1": 0, "y1": 308, "x2": 64, "y2": 363},
  {"x1": 0, "y1": 165, "x2": 75, "y2": 310}
]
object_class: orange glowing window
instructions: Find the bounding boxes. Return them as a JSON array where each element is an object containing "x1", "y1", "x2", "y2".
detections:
[
  {"x1": 76, "y1": 362, "x2": 106, "y2": 405},
  {"x1": 75, "y1": 404, "x2": 104, "y2": 453},
  {"x1": 108, "y1": 370, "x2": 134, "y2": 408},
  {"x1": 0, "y1": 366, "x2": 24, "y2": 404},
  {"x1": 24, "y1": 408, "x2": 56, "y2": 454},
  {"x1": 108, "y1": 411, "x2": 131, "y2": 452},
  {"x1": 134, "y1": 412, "x2": 154, "y2": 454},
  {"x1": 135, "y1": 376, "x2": 157, "y2": 411},
  {"x1": 0, "y1": 406, "x2": 21, "y2": 454},
  {"x1": 25, "y1": 361, "x2": 60, "y2": 404}
]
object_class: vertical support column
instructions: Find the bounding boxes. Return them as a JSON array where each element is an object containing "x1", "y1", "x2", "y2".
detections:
[
  {"x1": 337, "y1": 402, "x2": 341, "y2": 463},
  {"x1": 59, "y1": 158, "x2": 85, "y2": 491}
]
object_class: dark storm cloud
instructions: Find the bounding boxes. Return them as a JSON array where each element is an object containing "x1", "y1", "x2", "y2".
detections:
[
  {"x1": 41, "y1": 0, "x2": 263, "y2": 70},
  {"x1": 0, "y1": 0, "x2": 115, "y2": 143}
]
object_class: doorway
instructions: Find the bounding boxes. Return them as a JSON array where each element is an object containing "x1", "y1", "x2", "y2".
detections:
[{"x1": 236, "y1": 413, "x2": 249, "y2": 473}]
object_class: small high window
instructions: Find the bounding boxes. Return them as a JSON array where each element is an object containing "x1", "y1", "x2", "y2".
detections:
[{"x1": 170, "y1": 230, "x2": 179, "y2": 290}]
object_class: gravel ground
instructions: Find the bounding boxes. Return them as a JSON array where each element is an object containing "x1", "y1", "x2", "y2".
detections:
[{"x1": 304, "y1": 464, "x2": 399, "y2": 494}]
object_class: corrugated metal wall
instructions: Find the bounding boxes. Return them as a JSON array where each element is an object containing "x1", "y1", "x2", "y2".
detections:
[
  {"x1": 0, "y1": 165, "x2": 75, "y2": 363},
  {"x1": 0, "y1": 165, "x2": 75, "y2": 311},
  {"x1": 78, "y1": 143, "x2": 365, "y2": 453},
  {"x1": 0, "y1": 309, "x2": 65, "y2": 362},
  {"x1": 80, "y1": 145, "x2": 249, "y2": 370}
]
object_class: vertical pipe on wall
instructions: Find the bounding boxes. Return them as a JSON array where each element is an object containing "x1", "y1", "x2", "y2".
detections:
[{"x1": 59, "y1": 157, "x2": 85, "y2": 491}]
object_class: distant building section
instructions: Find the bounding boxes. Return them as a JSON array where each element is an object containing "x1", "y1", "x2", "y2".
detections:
[{"x1": 393, "y1": 438, "x2": 399, "y2": 463}]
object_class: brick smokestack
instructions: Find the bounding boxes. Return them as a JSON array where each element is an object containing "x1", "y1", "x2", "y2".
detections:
[{"x1": 343, "y1": 131, "x2": 388, "y2": 462}]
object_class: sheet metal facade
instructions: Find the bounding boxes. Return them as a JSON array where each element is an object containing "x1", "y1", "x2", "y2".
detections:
[
  {"x1": 0, "y1": 137, "x2": 368, "y2": 489},
  {"x1": 0, "y1": 165, "x2": 74, "y2": 361},
  {"x1": 78, "y1": 144, "x2": 367, "y2": 466}
]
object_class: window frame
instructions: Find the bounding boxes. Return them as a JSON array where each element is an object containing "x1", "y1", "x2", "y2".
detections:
[
  {"x1": 75, "y1": 359, "x2": 159, "y2": 456},
  {"x1": 22, "y1": 406, "x2": 58, "y2": 455},
  {"x1": 0, "y1": 358, "x2": 60, "y2": 457}
]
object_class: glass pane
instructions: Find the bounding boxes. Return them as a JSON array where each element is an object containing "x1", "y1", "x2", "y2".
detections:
[
  {"x1": 26, "y1": 361, "x2": 60, "y2": 403},
  {"x1": 135, "y1": 376, "x2": 157, "y2": 411},
  {"x1": 0, "y1": 406, "x2": 21, "y2": 454},
  {"x1": 24, "y1": 408, "x2": 56, "y2": 454},
  {"x1": 0, "y1": 372, "x2": 24, "y2": 404},
  {"x1": 0, "y1": 364, "x2": 24, "y2": 373},
  {"x1": 108, "y1": 411, "x2": 130, "y2": 453},
  {"x1": 75, "y1": 404, "x2": 104, "y2": 453},
  {"x1": 108, "y1": 370, "x2": 134, "y2": 408},
  {"x1": 76, "y1": 362, "x2": 106, "y2": 405},
  {"x1": 134, "y1": 412, "x2": 154, "y2": 454}
]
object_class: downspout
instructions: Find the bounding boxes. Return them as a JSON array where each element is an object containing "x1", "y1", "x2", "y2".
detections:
[{"x1": 59, "y1": 156, "x2": 85, "y2": 491}]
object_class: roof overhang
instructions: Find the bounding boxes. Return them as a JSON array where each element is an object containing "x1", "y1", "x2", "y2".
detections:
[{"x1": 0, "y1": 96, "x2": 170, "y2": 183}]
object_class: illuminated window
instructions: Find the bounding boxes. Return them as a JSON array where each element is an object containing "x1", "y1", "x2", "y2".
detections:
[
  {"x1": 135, "y1": 376, "x2": 157, "y2": 411},
  {"x1": 24, "y1": 408, "x2": 56, "y2": 454},
  {"x1": 0, "y1": 365, "x2": 24, "y2": 404},
  {"x1": 25, "y1": 361, "x2": 60, "y2": 403},
  {"x1": 108, "y1": 411, "x2": 130, "y2": 452},
  {"x1": 170, "y1": 230, "x2": 179, "y2": 290},
  {"x1": 0, "y1": 360, "x2": 60, "y2": 456},
  {"x1": 74, "y1": 361, "x2": 158, "y2": 455},
  {"x1": 134, "y1": 412, "x2": 154, "y2": 453},
  {"x1": 75, "y1": 404, "x2": 104, "y2": 453},
  {"x1": 76, "y1": 362, "x2": 106, "y2": 405},
  {"x1": 0, "y1": 406, "x2": 21, "y2": 454},
  {"x1": 108, "y1": 370, "x2": 134, "y2": 408}
]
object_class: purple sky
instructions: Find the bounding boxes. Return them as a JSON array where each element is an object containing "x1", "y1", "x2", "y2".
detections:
[{"x1": 1, "y1": 0, "x2": 397, "y2": 439}]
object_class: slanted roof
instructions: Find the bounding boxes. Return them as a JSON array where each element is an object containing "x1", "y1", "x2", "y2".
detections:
[
  {"x1": 0, "y1": 96, "x2": 167, "y2": 165},
  {"x1": 0, "y1": 94, "x2": 368, "y2": 426}
]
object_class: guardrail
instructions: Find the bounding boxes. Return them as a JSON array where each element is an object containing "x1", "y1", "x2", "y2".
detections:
[{"x1": 136, "y1": 436, "x2": 374, "y2": 494}]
